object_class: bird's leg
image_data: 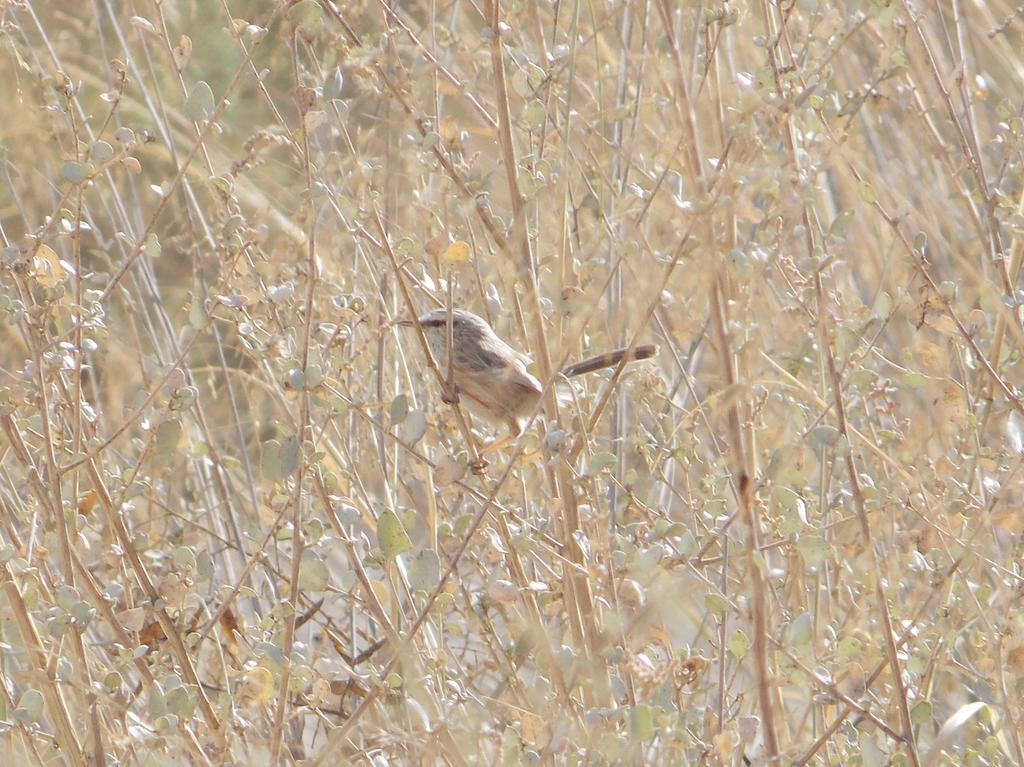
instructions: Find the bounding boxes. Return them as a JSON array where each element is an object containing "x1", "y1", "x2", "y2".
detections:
[
  {"x1": 479, "y1": 435, "x2": 513, "y2": 455},
  {"x1": 442, "y1": 336, "x2": 459, "y2": 405},
  {"x1": 442, "y1": 394, "x2": 486, "y2": 474}
]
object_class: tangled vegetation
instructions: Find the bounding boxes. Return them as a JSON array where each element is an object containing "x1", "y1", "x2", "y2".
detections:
[{"x1": 1, "y1": 0, "x2": 1024, "y2": 764}]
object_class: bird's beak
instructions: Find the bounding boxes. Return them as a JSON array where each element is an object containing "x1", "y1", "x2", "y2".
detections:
[{"x1": 395, "y1": 318, "x2": 415, "y2": 328}]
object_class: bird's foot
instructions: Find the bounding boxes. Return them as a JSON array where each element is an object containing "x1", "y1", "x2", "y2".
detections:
[
  {"x1": 480, "y1": 434, "x2": 514, "y2": 455},
  {"x1": 469, "y1": 455, "x2": 490, "y2": 475}
]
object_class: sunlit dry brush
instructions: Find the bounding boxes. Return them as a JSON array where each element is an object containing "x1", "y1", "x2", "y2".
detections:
[{"x1": 0, "y1": 0, "x2": 1023, "y2": 764}]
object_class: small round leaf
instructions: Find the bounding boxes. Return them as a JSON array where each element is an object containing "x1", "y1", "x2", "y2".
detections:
[{"x1": 377, "y1": 510, "x2": 412, "y2": 559}]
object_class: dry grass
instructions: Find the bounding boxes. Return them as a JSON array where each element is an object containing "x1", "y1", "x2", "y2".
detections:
[{"x1": 1, "y1": 0, "x2": 1023, "y2": 764}]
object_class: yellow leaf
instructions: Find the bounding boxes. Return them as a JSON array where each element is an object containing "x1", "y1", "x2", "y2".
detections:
[
  {"x1": 442, "y1": 241, "x2": 471, "y2": 263},
  {"x1": 77, "y1": 490, "x2": 98, "y2": 516},
  {"x1": 713, "y1": 731, "x2": 736, "y2": 761},
  {"x1": 242, "y1": 666, "x2": 275, "y2": 703},
  {"x1": 377, "y1": 510, "x2": 412, "y2": 559},
  {"x1": 34, "y1": 244, "x2": 65, "y2": 286}
]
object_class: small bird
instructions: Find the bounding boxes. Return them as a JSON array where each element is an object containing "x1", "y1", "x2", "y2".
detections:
[{"x1": 399, "y1": 308, "x2": 657, "y2": 437}]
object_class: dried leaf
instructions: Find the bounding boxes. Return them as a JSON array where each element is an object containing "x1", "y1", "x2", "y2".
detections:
[
  {"x1": 219, "y1": 607, "x2": 241, "y2": 656},
  {"x1": 240, "y1": 666, "x2": 275, "y2": 704},
  {"x1": 139, "y1": 619, "x2": 166, "y2": 648},
  {"x1": 77, "y1": 490, "x2": 98, "y2": 516},
  {"x1": 424, "y1": 232, "x2": 450, "y2": 257},
  {"x1": 172, "y1": 35, "x2": 192, "y2": 72},
  {"x1": 916, "y1": 340, "x2": 948, "y2": 375},
  {"x1": 129, "y1": 15, "x2": 158, "y2": 35},
  {"x1": 520, "y1": 711, "x2": 546, "y2": 746}
]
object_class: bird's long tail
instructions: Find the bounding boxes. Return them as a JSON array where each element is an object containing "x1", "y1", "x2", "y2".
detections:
[{"x1": 560, "y1": 344, "x2": 658, "y2": 378}]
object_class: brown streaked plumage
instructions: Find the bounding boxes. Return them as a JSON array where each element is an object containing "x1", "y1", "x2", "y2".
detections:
[{"x1": 400, "y1": 308, "x2": 658, "y2": 436}]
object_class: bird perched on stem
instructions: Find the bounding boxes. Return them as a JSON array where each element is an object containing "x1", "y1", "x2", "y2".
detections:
[{"x1": 399, "y1": 308, "x2": 657, "y2": 438}]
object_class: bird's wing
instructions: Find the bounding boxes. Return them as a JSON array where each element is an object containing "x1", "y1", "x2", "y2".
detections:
[{"x1": 510, "y1": 367, "x2": 542, "y2": 396}]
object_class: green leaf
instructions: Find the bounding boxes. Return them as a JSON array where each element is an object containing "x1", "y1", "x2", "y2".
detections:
[
  {"x1": 402, "y1": 410, "x2": 427, "y2": 444},
  {"x1": 165, "y1": 685, "x2": 194, "y2": 716},
  {"x1": 60, "y1": 161, "x2": 87, "y2": 184},
  {"x1": 728, "y1": 628, "x2": 751, "y2": 659},
  {"x1": 143, "y1": 233, "x2": 161, "y2": 259},
  {"x1": 860, "y1": 732, "x2": 886, "y2": 767},
  {"x1": 501, "y1": 725, "x2": 522, "y2": 763},
  {"x1": 633, "y1": 543, "x2": 665, "y2": 571},
  {"x1": 873, "y1": 290, "x2": 893, "y2": 318},
  {"x1": 90, "y1": 140, "x2": 114, "y2": 164},
  {"x1": 629, "y1": 704, "x2": 654, "y2": 741},
  {"x1": 809, "y1": 425, "x2": 840, "y2": 447},
  {"x1": 303, "y1": 518, "x2": 325, "y2": 543},
  {"x1": 262, "y1": 440, "x2": 280, "y2": 480},
  {"x1": 911, "y1": 700, "x2": 932, "y2": 726},
  {"x1": 389, "y1": 394, "x2": 409, "y2": 426},
  {"x1": 704, "y1": 593, "x2": 729, "y2": 616},
  {"x1": 298, "y1": 551, "x2": 329, "y2": 591},
  {"x1": 14, "y1": 689, "x2": 44, "y2": 723},
  {"x1": 786, "y1": 612, "x2": 813, "y2": 647},
  {"x1": 407, "y1": 549, "x2": 440, "y2": 591},
  {"x1": 304, "y1": 364, "x2": 323, "y2": 389},
  {"x1": 828, "y1": 209, "x2": 854, "y2": 239},
  {"x1": 377, "y1": 510, "x2": 412, "y2": 559},
  {"x1": 155, "y1": 419, "x2": 182, "y2": 455},
  {"x1": 173, "y1": 546, "x2": 197, "y2": 571},
  {"x1": 278, "y1": 435, "x2": 300, "y2": 476},
  {"x1": 901, "y1": 372, "x2": 931, "y2": 388},
  {"x1": 69, "y1": 600, "x2": 95, "y2": 626},
  {"x1": 185, "y1": 80, "x2": 215, "y2": 121},
  {"x1": 56, "y1": 584, "x2": 79, "y2": 610},
  {"x1": 289, "y1": 0, "x2": 324, "y2": 37},
  {"x1": 796, "y1": 534, "x2": 830, "y2": 567},
  {"x1": 585, "y1": 451, "x2": 617, "y2": 476}
]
